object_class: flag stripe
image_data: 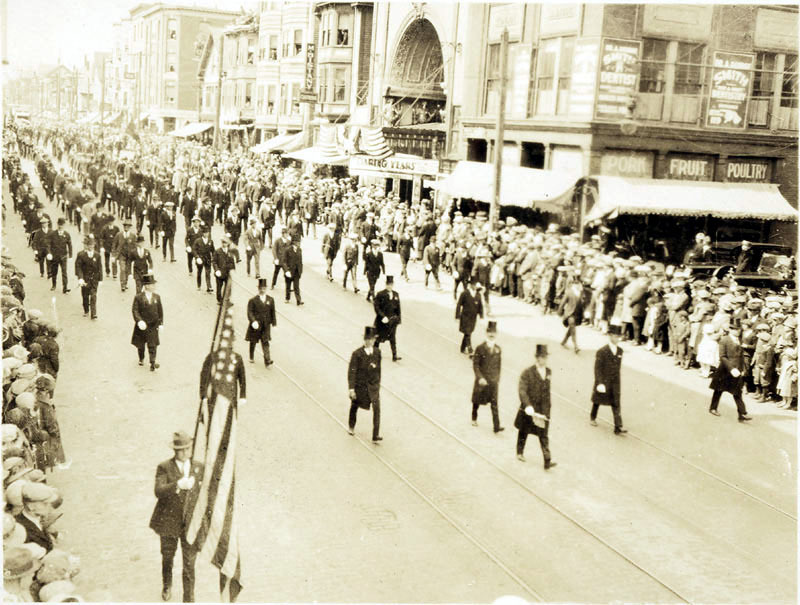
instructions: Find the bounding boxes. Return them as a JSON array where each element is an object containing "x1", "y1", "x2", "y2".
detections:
[{"x1": 213, "y1": 473, "x2": 236, "y2": 568}]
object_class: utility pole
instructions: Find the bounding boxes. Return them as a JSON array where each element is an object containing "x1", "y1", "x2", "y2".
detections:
[
  {"x1": 100, "y1": 59, "x2": 106, "y2": 134},
  {"x1": 442, "y1": 1, "x2": 460, "y2": 160},
  {"x1": 489, "y1": 29, "x2": 508, "y2": 234},
  {"x1": 213, "y1": 34, "x2": 224, "y2": 149}
]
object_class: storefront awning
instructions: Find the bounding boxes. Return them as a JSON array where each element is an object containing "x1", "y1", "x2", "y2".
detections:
[
  {"x1": 168, "y1": 122, "x2": 213, "y2": 138},
  {"x1": 432, "y1": 161, "x2": 577, "y2": 211},
  {"x1": 583, "y1": 176, "x2": 799, "y2": 223},
  {"x1": 284, "y1": 146, "x2": 349, "y2": 166},
  {"x1": 251, "y1": 132, "x2": 302, "y2": 154}
]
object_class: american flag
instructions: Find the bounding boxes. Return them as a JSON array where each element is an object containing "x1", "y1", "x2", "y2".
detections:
[{"x1": 186, "y1": 279, "x2": 243, "y2": 601}]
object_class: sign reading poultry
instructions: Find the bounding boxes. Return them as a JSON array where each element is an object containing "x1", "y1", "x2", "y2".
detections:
[{"x1": 706, "y1": 51, "x2": 755, "y2": 129}]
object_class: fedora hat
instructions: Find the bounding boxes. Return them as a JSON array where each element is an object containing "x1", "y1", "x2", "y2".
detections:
[
  {"x1": 171, "y1": 430, "x2": 193, "y2": 450},
  {"x1": 4, "y1": 546, "x2": 41, "y2": 580}
]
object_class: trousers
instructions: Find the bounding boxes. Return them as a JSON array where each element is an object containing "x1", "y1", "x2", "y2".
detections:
[
  {"x1": 590, "y1": 403, "x2": 623, "y2": 429},
  {"x1": 710, "y1": 389, "x2": 748, "y2": 417},
  {"x1": 80, "y1": 285, "x2": 98, "y2": 318},
  {"x1": 349, "y1": 399, "x2": 380, "y2": 439},
  {"x1": 517, "y1": 430, "x2": 550, "y2": 461},
  {"x1": 248, "y1": 340, "x2": 271, "y2": 363},
  {"x1": 48, "y1": 258, "x2": 68, "y2": 290},
  {"x1": 472, "y1": 400, "x2": 501, "y2": 431},
  {"x1": 159, "y1": 534, "x2": 197, "y2": 602}
]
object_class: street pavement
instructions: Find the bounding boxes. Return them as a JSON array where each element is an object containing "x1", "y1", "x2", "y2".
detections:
[{"x1": 3, "y1": 158, "x2": 796, "y2": 603}]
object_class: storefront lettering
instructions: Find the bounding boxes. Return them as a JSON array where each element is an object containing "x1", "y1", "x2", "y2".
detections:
[
  {"x1": 349, "y1": 155, "x2": 439, "y2": 177},
  {"x1": 727, "y1": 161, "x2": 770, "y2": 181},
  {"x1": 670, "y1": 158, "x2": 709, "y2": 178}
]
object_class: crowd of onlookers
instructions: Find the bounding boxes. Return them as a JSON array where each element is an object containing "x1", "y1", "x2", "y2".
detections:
[
  {"x1": 2, "y1": 147, "x2": 86, "y2": 601},
  {"x1": 9, "y1": 119, "x2": 800, "y2": 410}
]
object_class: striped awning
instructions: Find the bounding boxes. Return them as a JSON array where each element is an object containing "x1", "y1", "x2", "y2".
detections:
[{"x1": 359, "y1": 127, "x2": 392, "y2": 159}]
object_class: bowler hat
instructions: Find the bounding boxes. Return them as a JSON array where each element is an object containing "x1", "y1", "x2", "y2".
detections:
[
  {"x1": 535, "y1": 344, "x2": 549, "y2": 357},
  {"x1": 171, "y1": 430, "x2": 193, "y2": 450},
  {"x1": 57, "y1": 218, "x2": 65, "y2": 226},
  {"x1": 136, "y1": 235, "x2": 145, "y2": 243},
  {"x1": 363, "y1": 326, "x2": 376, "y2": 340},
  {"x1": 122, "y1": 219, "x2": 132, "y2": 227}
]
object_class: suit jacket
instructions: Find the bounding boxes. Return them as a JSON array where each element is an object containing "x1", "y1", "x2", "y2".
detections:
[
  {"x1": 283, "y1": 245, "x2": 303, "y2": 277},
  {"x1": 130, "y1": 248, "x2": 153, "y2": 280},
  {"x1": 74, "y1": 250, "x2": 104, "y2": 287},
  {"x1": 422, "y1": 244, "x2": 440, "y2": 269},
  {"x1": 272, "y1": 237, "x2": 290, "y2": 267},
  {"x1": 455, "y1": 289, "x2": 484, "y2": 334},
  {"x1": 363, "y1": 250, "x2": 385, "y2": 276},
  {"x1": 148, "y1": 457, "x2": 204, "y2": 538},
  {"x1": 591, "y1": 344, "x2": 622, "y2": 406},
  {"x1": 348, "y1": 346, "x2": 381, "y2": 409},
  {"x1": 245, "y1": 294, "x2": 277, "y2": 342},
  {"x1": 192, "y1": 237, "x2": 215, "y2": 263},
  {"x1": 16, "y1": 512, "x2": 55, "y2": 552},
  {"x1": 710, "y1": 335, "x2": 745, "y2": 394},
  {"x1": 559, "y1": 284, "x2": 583, "y2": 321},
  {"x1": 515, "y1": 365, "x2": 552, "y2": 435},
  {"x1": 46, "y1": 230, "x2": 72, "y2": 260},
  {"x1": 111, "y1": 230, "x2": 136, "y2": 259},
  {"x1": 131, "y1": 292, "x2": 164, "y2": 348},
  {"x1": 471, "y1": 342, "x2": 501, "y2": 405},
  {"x1": 184, "y1": 226, "x2": 202, "y2": 248},
  {"x1": 212, "y1": 247, "x2": 237, "y2": 278}
]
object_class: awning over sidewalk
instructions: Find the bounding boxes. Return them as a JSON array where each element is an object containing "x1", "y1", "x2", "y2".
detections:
[
  {"x1": 432, "y1": 160, "x2": 576, "y2": 211},
  {"x1": 251, "y1": 132, "x2": 303, "y2": 154},
  {"x1": 283, "y1": 146, "x2": 349, "y2": 166},
  {"x1": 583, "y1": 176, "x2": 799, "y2": 223},
  {"x1": 168, "y1": 122, "x2": 213, "y2": 138}
]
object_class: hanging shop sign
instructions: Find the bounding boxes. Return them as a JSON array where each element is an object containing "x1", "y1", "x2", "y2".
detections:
[
  {"x1": 349, "y1": 155, "x2": 440, "y2": 178},
  {"x1": 304, "y1": 43, "x2": 316, "y2": 91},
  {"x1": 595, "y1": 38, "x2": 640, "y2": 120},
  {"x1": 724, "y1": 158, "x2": 773, "y2": 183},
  {"x1": 664, "y1": 153, "x2": 715, "y2": 181},
  {"x1": 568, "y1": 39, "x2": 599, "y2": 117},
  {"x1": 706, "y1": 51, "x2": 755, "y2": 129}
]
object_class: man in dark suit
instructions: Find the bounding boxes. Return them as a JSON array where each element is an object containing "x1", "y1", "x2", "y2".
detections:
[
  {"x1": 709, "y1": 326, "x2": 752, "y2": 422},
  {"x1": 112, "y1": 219, "x2": 137, "y2": 291},
  {"x1": 31, "y1": 217, "x2": 52, "y2": 278},
  {"x1": 245, "y1": 278, "x2": 277, "y2": 366},
  {"x1": 515, "y1": 344, "x2": 555, "y2": 468},
  {"x1": 46, "y1": 217, "x2": 72, "y2": 293},
  {"x1": 558, "y1": 275, "x2": 583, "y2": 353},
  {"x1": 373, "y1": 275, "x2": 402, "y2": 362},
  {"x1": 74, "y1": 235, "x2": 103, "y2": 319},
  {"x1": 192, "y1": 228, "x2": 215, "y2": 293},
  {"x1": 15, "y1": 481, "x2": 59, "y2": 552},
  {"x1": 212, "y1": 237, "x2": 237, "y2": 305},
  {"x1": 422, "y1": 239, "x2": 441, "y2": 289},
  {"x1": 590, "y1": 324, "x2": 627, "y2": 434},
  {"x1": 455, "y1": 277, "x2": 484, "y2": 356},
  {"x1": 270, "y1": 228, "x2": 290, "y2": 290},
  {"x1": 283, "y1": 236, "x2": 304, "y2": 305},
  {"x1": 184, "y1": 216, "x2": 203, "y2": 275},
  {"x1": 160, "y1": 202, "x2": 177, "y2": 262},
  {"x1": 149, "y1": 431, "x2": 203, "y2": 602},
  {"x1": 347, "y1": 326, "x2": 382, "y2": 442},
  {"x1": 471, "y1": 321, "x2": 504, "y2": 433},
  {"x1": 131, "y1": 275, "x2": 164, "y2": 371},
  {"x1": 363, "y1": 239, "x2": 385, "y2": 302},
  {"x1": 130, "y1": 235, "x2": 154, "y2": 294}
]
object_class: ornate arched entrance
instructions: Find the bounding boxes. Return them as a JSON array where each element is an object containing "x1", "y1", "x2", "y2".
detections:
[{"x1": 384, "y1": 19, "x2": 446, "y2": 127}]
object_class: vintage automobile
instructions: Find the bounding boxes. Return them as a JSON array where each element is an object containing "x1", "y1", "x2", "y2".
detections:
[{"x1": 685, "y1": 241, "x2": 796, "y2": 289}]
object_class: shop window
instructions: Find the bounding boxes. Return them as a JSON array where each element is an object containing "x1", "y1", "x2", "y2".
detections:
[
  {"x1": 639, "y1": 38, "x2": 668, "y2": 94},
  {"x1": 535, "y1": 38, "x2": 558, "y2": 114},
  {"x1": 293, "y1": 30, "x2": 303, "y2": 56},
  {"x1": 556, "y1": 37, "x2": 574, "y2": 115},
  {"x1": 333, "y1": 67, "x2": 348, "y2": 102},
  {"x1": 291, "y1": 83, "x2": 301, "y2": 114},
  {"x1": 245, "y1": 83, "x2": 253, "y2": 107},
  {"x1": 749, "y1": 52, "x2": 776, "y2": 127},
  {"x1": 269, "y1": 35, "x2": 278, "y2": 60},
  {"x1": 674, "y1": 42, "x2": 704, "y2": 95},
  {"x1": 337, "y1": 12, "x2": 352, "y2": 46},
  {"x1": 780, "y1": 54, "x2": 798, "y2": 108}
]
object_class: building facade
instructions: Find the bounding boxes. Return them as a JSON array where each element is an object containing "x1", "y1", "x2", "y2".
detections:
[{"x1": 127, "y1": 2, "x2": 238, "y2": 133}]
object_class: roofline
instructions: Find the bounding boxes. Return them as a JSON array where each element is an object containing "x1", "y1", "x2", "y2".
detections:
[{"x1": 130, "y1": 3, "x2": 240, "y2": 20}]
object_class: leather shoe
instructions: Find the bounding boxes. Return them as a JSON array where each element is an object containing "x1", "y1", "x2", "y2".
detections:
[
  {"x1": 471, "y1": 421, "x2": 478, "y2": 427},
  {"x1": 372, "y1": 436, "x2": 383, "y2": 443},
  {"x1": 709, "y1": 409, "x2": 721, "y2": 416},
  {"x1": 545, "y1": 461, "x2": 557, "y2": 470},
  {"x1": 738, "y1": 415, "x2": 752, "y2": 422},
  {"x1": 161, "y1": 587, "x2": 171, "y2": 601},
  {"x1": 348, "y1": 428, "x2": 354, "y2": 435},
  {"x1": 590, "y1": 420, "x2": 598, "y2": 426},
  {"x1": 614, "y1": 427, "x2": 628, "y2": 434},
  {"x1": 138, "y1": 360, "x2": 144, "y2": 366},
  {"x1": 392, "y1": 356, "x2": 402, "y2": 362},
  {"x1": 494, "y1": 427, "x2": 505, "y2": 433}
]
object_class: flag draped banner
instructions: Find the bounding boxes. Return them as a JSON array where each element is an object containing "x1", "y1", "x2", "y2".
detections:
[{"x1": 186, "y1": 279, "x2": 243, "y2": 601}]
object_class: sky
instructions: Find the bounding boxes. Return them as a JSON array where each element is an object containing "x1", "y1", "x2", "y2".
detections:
[{"x1": 4, "y1": 0, "x2": 248, "y2": 75}]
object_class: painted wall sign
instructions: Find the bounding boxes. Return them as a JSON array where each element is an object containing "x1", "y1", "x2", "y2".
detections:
[
  {"x1": 568, "y1": 39, "x2": 599, "y2": 117},
  {"x1": 665, "y1": 153, "x2": 715, "y2": 181},
  {"x1": 706, "y1": 51, "x2": 755, "y2": 129},
  {"x1": 595, "y1": 38, "x2": 640, "y2": 120},
  {"x1": 725, "y1": 158, "x2": 773, "y2": 182},
  {"x1": 488, "y1": 4, "x2": 524, "y2": 41},
  {"x1": 539, "y1": 3, "x2": 580, "y2": 36},
  {"x1": 600, "y1": 150, "x2": 655, "y2": 178},
  {"x1": 349, "y1": 155, "x2": 440, "y2": 177}
]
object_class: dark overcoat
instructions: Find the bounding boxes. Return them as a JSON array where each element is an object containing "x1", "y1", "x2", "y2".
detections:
[
  {"x1": 515, "y1": 365, "x2": 552, "y2": 436},
  {"x1": 131, "y1": 292, "x2": 163, "y2": 348},
  {"x1": 373, "y1": 289, "x2": 401, "y2": 340},
  {"x1": 348, "y1": 346, "x2": 381, "y2": 410},
  {"x1": 591, "y1": 344, "x2": 622, "y2": 407},
  {"x1": 245, "y1": 294, "x2": 277, "y2": 343},
  {"x1": 148, "y1": 458, "x2": 204, "y2": 538},
  {"x1": 471, "y1": 342, "x2": 501, "y2": 405},
  {"x1": 455, "y1": 288, "x2": 484, "y2": 334},
  {"x1": 709, "y1": 335, "x2": 745, "y2": 394}
]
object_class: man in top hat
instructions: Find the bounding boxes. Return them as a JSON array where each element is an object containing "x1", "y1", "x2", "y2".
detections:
[
  {"x1": 160, "y1": 202, "x2": 177, "y2": 263},
  {"x1": 131, "y1": 275, "x2": 164, "y2": 371},
  {"x1": 74, "y1": 235, "x2": 104, "y2": 320},
  {"x1": 374, "y1": 276, "x2": 402, "y2": 362},
  {"x1": 246, "y1": 278, "x2": 277, "y2": 366},
  {"x1": 363, "y1": 239, "x2": 385, "y2": 302},
  {"x1": 347, "y1": 326, "x2": 383, "y2": 442},
  {"x1": 149, "y1": 430, "x2": 203, "y2": 602},
  {"x1": 283, "y1": 235, "x2": 304, "y2": 306},
  {"x1": 709, "y1": 324, "x2": 752, "y2": 422},
  {"x1": 212, "y1": 236, "x2": 237, "y2": 305},
  {"x1": 471, "y1": 321, "x2": 504, "y2": 433},
  {"x1": 192, "y1": 227, "x2": 215, "y2": 293},
  {"x1": 515, "y1": 344, "x2": 555, "y2": 468},
  {"x1": 590, "y1": 324, "x2": 627, "y2": 434},
  {"x1": 184, "y1": 216, "x2": 203, "y2": 275},
  {"x1": 455, "y1": 276, "x2": 484, "y2": 356},
  {"x1": 45, "y1": 218, "x2": 72, "y2": 293},
  {"x1": 112, "y1": 218, "x2": 137, "y2": 292},
  {"x1": 31, "y1": 217, "x2": 52, "y2": 279},
  {"x1": 130, "y1": 235, "x2": 154, "y2": 294}
]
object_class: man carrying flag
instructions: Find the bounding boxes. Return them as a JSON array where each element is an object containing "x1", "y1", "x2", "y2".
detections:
[{"x1": 185, "y1": 280, "x2": 244, "y2": 602}]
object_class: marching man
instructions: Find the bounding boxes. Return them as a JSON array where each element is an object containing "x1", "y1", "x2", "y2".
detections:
[
  {"x1": 245, "y1": 278, "x2": 277, "y2": 366},
  {"x1": 74, "y1": 234, "x2": 103, "y2": 320},
  {"x1": 131, "y1": 275, "x2": 164, "y2": 371},
  {"x1": 347, "y1": 326, "x2": 383, "y2": 443}
]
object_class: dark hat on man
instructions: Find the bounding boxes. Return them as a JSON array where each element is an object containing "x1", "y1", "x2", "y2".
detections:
[
  {"x1": 57, "y1": 217, "x2": 66, "y2": 226},
  {"x1": 171, "y1": 430, "x2": 192, "y2": 450},
  {"x1": 535, "y1": 344, "x2": 549, "y2": 357},
  {"x1": 123, "y1": 219, "x2": 133, "y2": 226},
  {"x1": 608, "y1": 324, "x2": 623, "y2": 336},
  {"x1": 487, "y1": 320, "x2": 497, "y2": 333},
  {"x1": 141, "y1": 274, "x2": 156, "y2": 286},
  {"x1": 136, "y1": 235, "x2": 145, "y2": 243},
  {"x1": 385, "y1": 275, "x2": 394, "y2": 285},
  {"x1": 363, "y1": 326, "x2": 376, "y2": 340},
  {"x1": 84, "y1": 235, "x2": 95, "y2": 246},
  {"x1": 257, "y1": 278, "x2": 268, "y2": 288}
]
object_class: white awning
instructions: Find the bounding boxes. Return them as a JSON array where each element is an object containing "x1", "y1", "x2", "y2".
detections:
[
  {"x1": 583, "y1": 176, "x2": 799, "y2": 223},
  {"x1": 432, "y1": 160, "x2": 577, "y2": 211},
  {"x1": 251, "y1": 132, "x2": 302, "y2": 154},
  {"x1": 283, "y1": 146, "x2": 349, "y2": 166},
  {"x1": 168, "y1": 122, "x2": 213, "y2": 138}
]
